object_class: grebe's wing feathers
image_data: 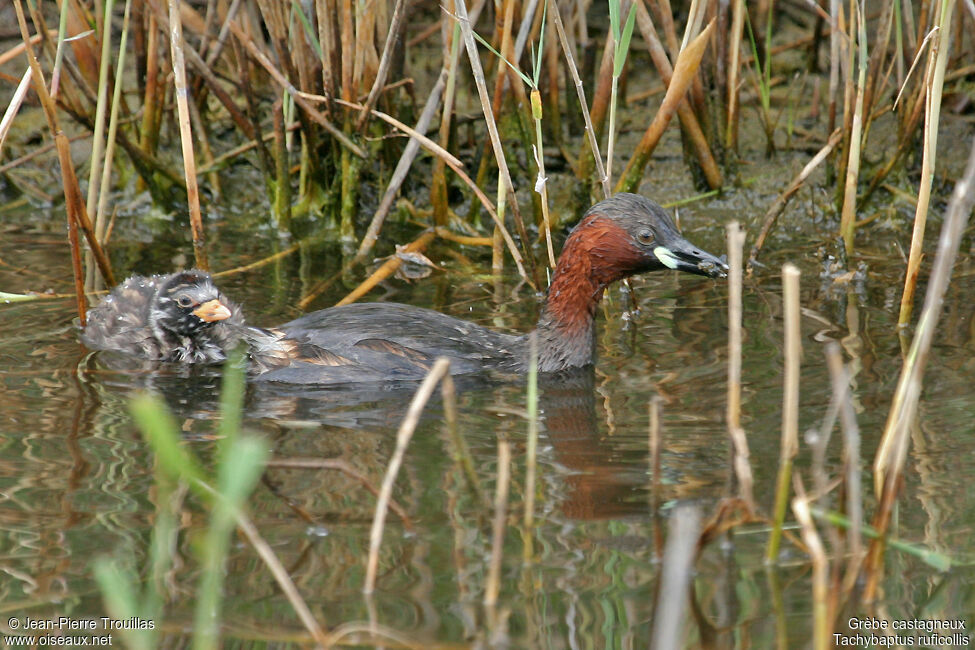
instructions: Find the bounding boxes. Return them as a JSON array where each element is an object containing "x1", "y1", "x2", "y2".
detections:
[{"x1": 270, "y1": 302, "x2": 525, "y2": 378}]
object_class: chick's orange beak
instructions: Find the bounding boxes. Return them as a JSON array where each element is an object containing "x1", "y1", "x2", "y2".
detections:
[{"x1": 192, "y1": 299, "x2": 232, "y2": 322}]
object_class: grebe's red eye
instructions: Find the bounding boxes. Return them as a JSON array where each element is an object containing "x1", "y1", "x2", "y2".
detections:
[{"x1": 637, "y1": 230, "x2": 654, "y2": 245}]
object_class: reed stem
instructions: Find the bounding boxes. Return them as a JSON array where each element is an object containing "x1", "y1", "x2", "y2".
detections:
[
  {"x1": 767, "y1": 264, "x2": 801, "y2": 562},
  {"x1": 484, "y1": 438, "x2": 511, "y2": 607},
  {"x1": 650, "y1": 505, "x2": 700, "y2": 650},
  {"x1": 364, "y1": 358, "x2": 452, "y2": 594},
  {"x1": 523, "y1": 332, "x2": 539, "y2": 561},
  {"x1": 792, "y1": 488, "x2": 830, "y2": 650},
  {"x1": 838, "y1": 2, "x2": 867, "y2": 256},
  {"x1": 168, "y1": 0, "x2": 209, "y2": 270},
  {"x1": 896, "y1": 0, "x2": 956, "y2": 325},
  {"x1": 866, "y1": 134, "x2": 975, "y2": 600},
  {"x1": 725, "y1": 221, "x2": 754, "y2": 509}
]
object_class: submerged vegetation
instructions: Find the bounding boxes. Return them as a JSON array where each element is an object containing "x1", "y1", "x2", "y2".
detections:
[{"x1": 2, "y1": 0, "x2": 975, "y2": 645}]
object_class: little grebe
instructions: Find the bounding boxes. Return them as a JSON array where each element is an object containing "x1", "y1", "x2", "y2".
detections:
[{"x1": 81, "y1": 193, "x2": 726, "y2": 382}]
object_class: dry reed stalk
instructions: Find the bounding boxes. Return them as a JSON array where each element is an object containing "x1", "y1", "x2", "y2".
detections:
[
  {"x1": 12, "y1": 0, "x2": 115, "y2": 295},
  {"x1": 915, "y1": 0, "x2": 932, "y2": 55},
  {"x1": 767, "y1": 264, "x2": 801, "y2": 563},
  {"x1": 433, "y1": 228, "x2": 493, "y2": 247},
  {"x1": 196, "y1": 122, "x2": 298, "y2": 176},
  {"x1": 616, "y1": 20, "x2": 716, "y2": 193},
  {"x1": 523, "y1": 333, "x2": 539, "y2": 561},
  {"x1": 725, "y1": 0, "x2": 745, "y2": 151},
  {"x1": 648, "y1": 396, "x2": 664, "y2": 556},
  {"x1": 575, "y1": 30, "x2": 614, "y2": 183},
  {"x1": 484, "y1": 438, "x2": 511, "y2": 607},
  {"x1": 862, "y1": 0, "x2": 896, "y2": 133},
  {"x1": 551, "y1": 0, "x2": 609, "y2": 198},
  {"x1": 340, "y1": 0, "x2": 355, "y2": 101},
  {"x1": 865, "y1": 135, "x2": 975, "y2": 601},
  {"x1": 58, "y1": 1, "x2": 98, "y2": 96},
  {"x1": 227, "y1": 18, "x2": 365, "y2": 158},
  {"x1": 792, "y1": 488, "x2": 829, "y2": 650},
  {"x1": 467, "y1": 0, "x2": 510, "y2": 216},
  {"x1": 0, "y1": 69, "x2": 32, "y2": 155},
  {"x1": 653, "y1": 0, "x2": 707, "y2": 126},
  {"x1": 632, "y1": 2, "x2": 721, "y2": 190},
  {"x1": 197, "y1": 0, "x2": 218, "y2": 58},
  {"x1": 58, "y1": 70, "x2": 188, "y2": 196},
  {"x1": 650, "y1": 505, "x2": 700, "y2": 650},
  {"x1": 363, "y1": 358, "x2": 452, "y2": 594},
  {"x1": 651, "y1": 0, "x2": 681, "y2": 61},
  {"x1": 430, "y1": 20, "x2": 461, "y2": 229},
  {"x1": 234, "y1": 37, "x2": 277, "y2": 181},
  {"x1": 254, "y1": 0, "x2": 322, "y2": 184},
  {"x1": 84, "y1": 0, "x2": 115, "y2": 225},
  {"x1": 356, "y1": 0, "x2": 407, "y2": 129},
  {"x1": 63, "y1": 155, "x2": 88, "y2": 324},
  {"x1": 351, "y1": 0, "x2": 379, "y2": 100},
  {"x1": 439, "y1": 367, "x2": 482, "y2": 502},
  {"x1": 514, "y1": 0, "x2": 541, "y2": 56},
  {"x1": 453, "y1": 0, "x2": 536, "y2": 284},
  {"x1": 358, "y1": 69, "x2": 449, "y2": 260},
  {"x1": 725, "y1": 221, "x2": 754, "y2": 509},
  {"x1": 835, "y1": 0, "x2": 854, "y2": 186},
  {"x1": 203, "y1": 0, "x2": 242, "y2": 67},
  {"x1": 168, "y1": 0, "x2": 209, "y2": 270},
  {"x1": 896, "y1": 0, "x2": 956, "y2": 326},
  {"x1": 0, "y1": 32, "x2": 50, "y2": 67},
  {"x1": 328, "y1": 95, "x2": 528, "y2": 280},
  {"x1": 335, "y1": 228, "x2": 437, "y2": 303},
  {"x1": 26, "y1": 6, "x2": 86, "y2": 125},
  {"x1": 839, "y1": 2, "x2": 867, "y2": 256},
  {"x1": 131, "y1": 0, "x2": 146, "y2": 98},
  {"x1": 316, "y1": 0, "x2": 338, "y2": 111},
  {"x1": 177, "y1": 35, "x2": 257, "y2": 141},
  {"x1": 95, "y1": 0, "x2": 133, "y2": 245},
  {"x1": 542, "y1": 7, "x2": 561, "y2": 145},
  {"x1": 861, "y1": 87, "x2": 926, "y2": 202},
  {"x1": 271, "y1": 98, "x2": 290, "y2": 230},
  {"x1": 823, "y1": 343, "x2": 862, "y2": 592},
  {"x1": 210, "y1": 241, "x2": 300, "y2": 277},
  {"x1": 139, "y1": 11, "x2": 160, "y2": 157},
  {"x1": 676, "y1": 0, "x2": 711, "y2": 128},
  {"x1": 748, "y1": 129, "x2": 843, "y2": 269},
  {"x1": 827, "y1": 0, "x2": 841, "y2": 144}
]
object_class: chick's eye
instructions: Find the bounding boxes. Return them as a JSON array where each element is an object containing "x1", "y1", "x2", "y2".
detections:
[
  {"x1": 637, "y1": 230, "x2": 654, "y2": 245},
  {"x1": 176, "y1": 295, "x2": 194, "y2": 308}
]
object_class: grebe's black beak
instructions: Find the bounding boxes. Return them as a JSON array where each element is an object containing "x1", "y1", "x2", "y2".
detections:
[{"x1": 653, "y1": 235, "x2": 728, "y2": 279}]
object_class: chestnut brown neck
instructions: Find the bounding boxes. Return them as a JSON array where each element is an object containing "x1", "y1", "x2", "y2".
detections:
[{"x1": 533, "y1": 216, "x2": 645, "y2": 372}]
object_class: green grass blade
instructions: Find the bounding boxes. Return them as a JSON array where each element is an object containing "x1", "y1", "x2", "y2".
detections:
[
  {"x1": 532, "y1": 0, "x2": 548, "y2": 85},
  {"x1": 614, "y1": 3, "x2": 638, "y2": 77},
  {"x1": 93, "y1": 559, "x2": 154, "y2": 650},
  {"x1": 471, "y1": 28, "x2": 534, "y2": 88},
  {"x1": 194, "y1": 436, "x2": 268, "y2": 650},
  {"x1": 609, "y1": 0, "x2": 621, "y2": 40},
  {"x1": 811, "y1": 508, "x2": 956, "y2": 571},
  {"x1": 218, "y1": 346, "x2": 247, "y2": 452}
]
